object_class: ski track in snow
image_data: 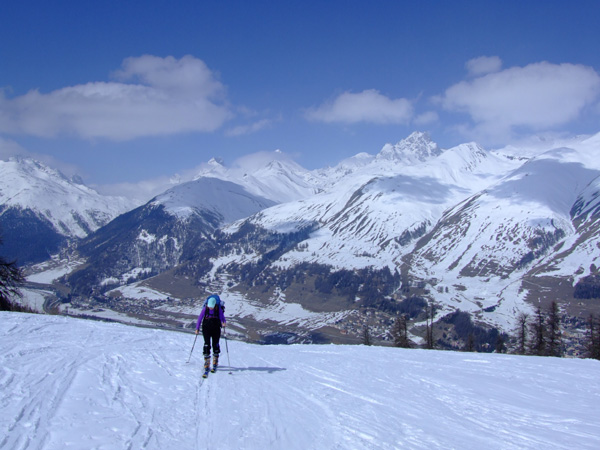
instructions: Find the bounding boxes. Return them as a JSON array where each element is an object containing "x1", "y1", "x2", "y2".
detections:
[{"x1": 1, "y1": 312, "x2": 600, "y2": 450}]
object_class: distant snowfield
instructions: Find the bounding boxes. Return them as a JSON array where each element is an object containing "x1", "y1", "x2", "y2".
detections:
[
  {"x1": 25, "y1": 258, "x2": 85, "y2": 285},
  {"x1": 16, "y1": 288, "x2": 48, "y2": 313},
  {"x1": 2, "y1": 313, "x2": 599, "y2": 450},
  {"x1": 109, "y1": 283, "x2": 172, "y2": 301}
]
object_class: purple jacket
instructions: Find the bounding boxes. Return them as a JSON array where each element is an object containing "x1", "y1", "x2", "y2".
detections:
[{"x1": 196, "y1": 305, "x2": 226, "y2": 331}]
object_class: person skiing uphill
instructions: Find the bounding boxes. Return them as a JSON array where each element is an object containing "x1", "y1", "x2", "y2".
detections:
[{"x1": 195, "y1": 294, "x2": 226, "y2": 376}]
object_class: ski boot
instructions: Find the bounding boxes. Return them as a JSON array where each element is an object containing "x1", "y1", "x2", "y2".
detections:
[
  {"x1": 202, "y1": 355, "x2": 210, "y2": 378},
  {"x1": 211, "y1": 354, "x2": 219, "y2": 373}
]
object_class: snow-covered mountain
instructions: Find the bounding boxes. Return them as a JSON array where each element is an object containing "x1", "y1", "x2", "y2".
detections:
[
  {"x1": 233, "y1": 138, "x2": 518, "y2": 271},
  {"x1": 2, "y1": 312, "x2": 599, "y2": 450},
  {"x1": 17, "y1": 131, "x2": 600, "y2": 352},
  {"x1": 192, "y1": 150, "x2": 322, "y2": 203},
  {"x1": 403, "y1": 141, "x2": 600, "y2": 326},
  {"x1": 152, "y1": 176, "x2": 276, "y2": 222},
  {"x1": 66, "y1": 177, "x2": 275, "y2": 294},
  {"x1": 376, "y1": 130, "x2": 443, "y2": 164},
  {"x1": 177, "y1": 132, "x2": 599, "y2": 348},
  {"x1": 0, "y1": 157, "x2": 135, "y2": 264}
]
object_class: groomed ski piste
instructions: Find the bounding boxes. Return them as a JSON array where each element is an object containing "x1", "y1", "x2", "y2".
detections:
[{"x1": 1, "y1": 312, "x2": 599, "y2": 450}]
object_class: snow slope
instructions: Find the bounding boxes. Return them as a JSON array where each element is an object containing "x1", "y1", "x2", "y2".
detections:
[
  {"x1": 151, "y1": 177, "x2": 276, "y2": 222},
  {"x1": 0, "y1": 157, "x2": 135, "y2": 238},
  {"x1": 193, "y1": 152, "x2": 322, "y2": 204},
  {"x1": 220, "y1": 138, "x2": 520, "y2": 272},
  {"x1": 2, "y1": 312, "x2": 599, "y2": 450}
]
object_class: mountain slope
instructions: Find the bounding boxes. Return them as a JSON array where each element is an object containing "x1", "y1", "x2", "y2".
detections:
[
  {"x1": 66, "y1": 177, "x2": 275, "y2": 294},
  {"x1": 2, "y1": 312, "x2": 599, "y2": 450},
  {"x1": 0, "y1": 157, "x2": 135, "y2": 264},
  {"x1": 20, "y1": 131, "x2": 600, "y2": 352},
  {"x1": 215, "y1": 138, "x2": 519, "y2": 272},
  {"x1": 177, "y1": 133, "x2": 600, "y2": 346},
  {"x1": 402, "y1": 144, "x2": 600, "y2": 329},
  {"x1": 409, "y1": 154, "x2": 598, "y2": 279},
  {"x1": 193, "y1": 151, "x2": 322, "y2": 203}
]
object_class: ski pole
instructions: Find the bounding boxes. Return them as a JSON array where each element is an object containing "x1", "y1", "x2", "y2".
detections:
[
  {"x1": 187, "y1": 332, "x2": 199, "y2": 364},
  {"x1": 224, "y1": 329, "x2": 231, "y2": 367}
]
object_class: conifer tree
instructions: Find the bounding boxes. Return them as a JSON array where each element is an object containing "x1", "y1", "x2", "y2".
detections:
[
  {"x1": 465, "y1": 334, "x2": 475, "y2": 352},
  {"x1": 392, "y1": 315, "x2": 411, "y2": 348},
  {"x1": 516, "y1": 312, "x2": 529, "y2": 355},
  {"x1": 495, "y1": 334, "x2": 507, "y2": 353},
  {"x1": 362, "y1": 324, "x2": 372, "y2": 346},
  {"x1": 425, "y1": 302, "x2": 435, "y2": 349},
  {"x1": 1, "y1": 236, "x2": 25, "y2": 311},
  {"x1": 588, "y1": 314, "x2": 600, "y2": 360},
  {"x1": 546, "y1": 301, "x2": 563, "y2": 357},
  {"x1": 529, "y1": 307, "x2": 546, "y2": 356}
]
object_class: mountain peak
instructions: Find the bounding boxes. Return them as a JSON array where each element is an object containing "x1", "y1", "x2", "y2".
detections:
[
  {"x1": 71, "y1": 174, "x2": 85, "y2": 185},
  {"x1": 208, "y1": 157, "x2": 225, "y2": 166},
  {"x1": 377, "y1": 131, "x2": 442, "y2": 164},
  {"x1": 0, "y1": 157, "x2": 135, "y2": 233}
]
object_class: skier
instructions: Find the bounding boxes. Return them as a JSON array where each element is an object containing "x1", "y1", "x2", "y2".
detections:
[{"x1": 195, "y1": 294, "x2": 226, "y2": 377}]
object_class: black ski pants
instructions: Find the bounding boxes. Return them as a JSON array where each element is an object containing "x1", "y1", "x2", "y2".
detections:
[{"x1": 202, "y1": 319, "x2": 221, "y2": 356}]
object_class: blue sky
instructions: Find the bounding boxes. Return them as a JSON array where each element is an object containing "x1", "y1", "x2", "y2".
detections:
[{"x1": 1, "y1": 0, "x2": 599, "y2": 197}]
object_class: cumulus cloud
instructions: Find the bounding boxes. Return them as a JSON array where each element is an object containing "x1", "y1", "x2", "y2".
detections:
[
  {"x1": 466, "y1": 56, "x2": 502, "y2": 77},
  {"x1": 113, "y1": 55, "x2": 224, "y2": 98},
  {"x1": 0, "y1": 55, "x2": 232, "y2": 140},
  {"x1": 440, "y1": 62, "x2": 600, "y2": 142},
  {"x1": 306, "y1": 89, "x2": 413, "y2": 125}
]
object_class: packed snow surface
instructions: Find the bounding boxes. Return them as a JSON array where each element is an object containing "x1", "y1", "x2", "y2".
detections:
[{"x1": 1, "y1": 313, "x2": 599, "y2": 450}]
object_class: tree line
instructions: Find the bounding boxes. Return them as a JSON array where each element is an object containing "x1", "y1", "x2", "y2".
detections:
[
  {"x1": 374, "y1": 299, "x2": 578, "y2": 357},
  {"x1": 514, "y1": 301, "x2": 564, "y2": 357}
]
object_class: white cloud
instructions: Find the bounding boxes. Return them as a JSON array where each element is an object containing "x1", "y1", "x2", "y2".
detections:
[
  {"x1": 0, "y1": 136, "x2": 26, "y2": 160},
  {"x1": 0, "y1": 55, "x2": 232, "y2": 140},
  {"x1": 226, "y1": 118, "x2": 274, "y2": 137},
  {"x1": 466, "y1": 56, "x2": 502, "y2": 77},
  {"x1": 440, "y1": 62, "x2": 600, "y2": 142},
  {"x1": 94, "y1": 176, "x2": 175, "y2": 204},
  {"x1": 306, "y1": 89, "x2": 413, "y2": 125},
  {"x1": 113, "y1": 55, "x2": 223, "y2": 98},
  {"x1": 414, "y1": 111, "x2": 439, "y2": 126}
]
